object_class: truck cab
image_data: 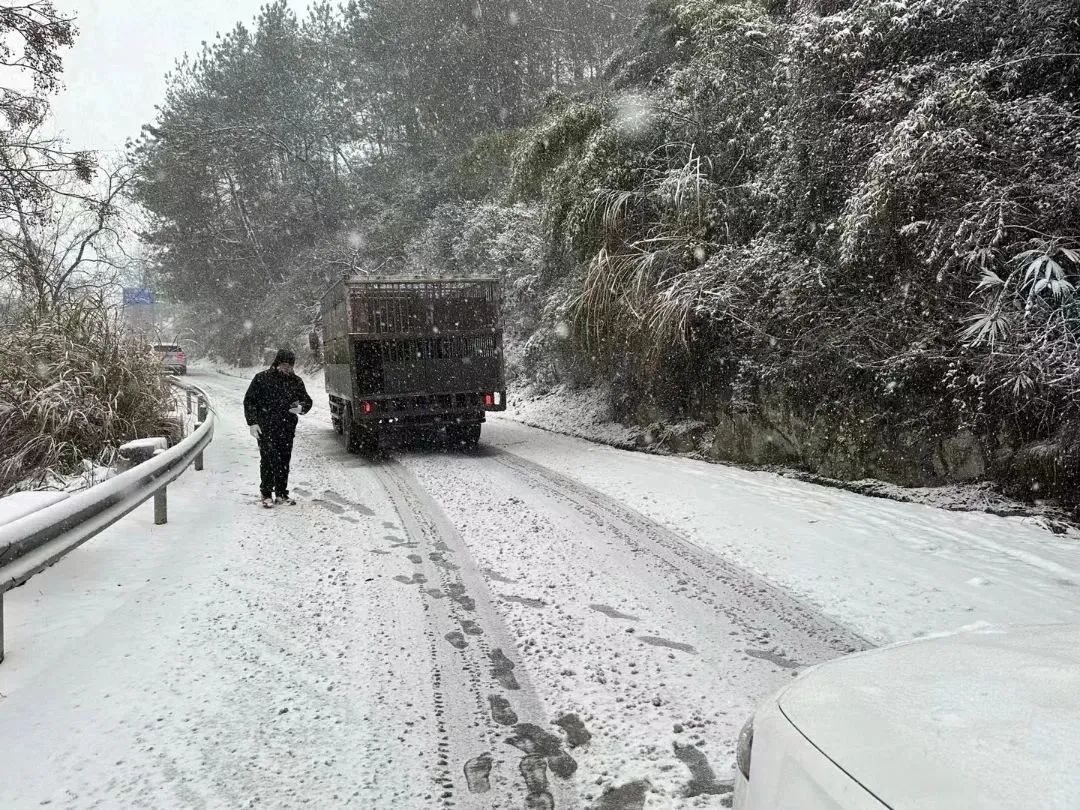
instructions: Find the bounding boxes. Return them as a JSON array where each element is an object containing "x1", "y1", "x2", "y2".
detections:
[{"x1": 318, "y1": 277, "x2": 506, "y2": 454}]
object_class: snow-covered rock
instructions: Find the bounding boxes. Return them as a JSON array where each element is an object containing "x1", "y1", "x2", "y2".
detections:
[{"x1": 116, "y1": 437, "x2": 169, "y2": 472}]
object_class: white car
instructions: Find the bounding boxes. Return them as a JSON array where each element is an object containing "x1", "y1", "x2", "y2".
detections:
[
  {"x1": 734, "y1": 624, "x2": 1080, "y2": 810},
  {"x1": 150, "y1": 343, "x2": 187, "y2": 375}
]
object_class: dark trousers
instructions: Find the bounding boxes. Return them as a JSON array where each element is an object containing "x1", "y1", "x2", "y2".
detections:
[{"x1": 258, "y1": 424, "x2": 295, "y2": 498}]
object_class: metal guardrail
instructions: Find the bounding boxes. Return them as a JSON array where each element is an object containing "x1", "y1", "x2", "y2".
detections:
[{"x1": 0, "y1": 380, "x2": 215, "y2": 663}]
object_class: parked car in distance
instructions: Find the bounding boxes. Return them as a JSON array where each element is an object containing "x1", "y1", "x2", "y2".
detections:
[
  {"x1": 150, "y1": 343, "x2": 187, "y2": 375},
  {"x1": 734, "y1": 624, "x2": 1080, "y2": 810}
]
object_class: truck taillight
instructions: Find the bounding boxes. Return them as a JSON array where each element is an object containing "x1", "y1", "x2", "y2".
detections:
[
  {"x1": 362, "y1": 401, "x2": 373, "y2": 414},
  {"x1": 483, "y1": 394, "x2": 494, "y2": 407}
]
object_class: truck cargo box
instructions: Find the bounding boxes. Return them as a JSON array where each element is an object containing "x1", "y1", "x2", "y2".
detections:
[{"x1": 318, "y1": 277, "x2": 506, "y2": 453}]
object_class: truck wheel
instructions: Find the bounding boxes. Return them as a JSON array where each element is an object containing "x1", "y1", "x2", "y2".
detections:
[
  {"x1": 464, "y1": 424, "x2": 481, "y2": 448},
  {"x1": 341, "y1": 406, "x2": 359, "y2": 453},
  {"x1": 410, "y1": 428, "x2": 437, "y2": 448},
  {"x1": 448, "y1": 424, "x2": 481, "y2": 449},
  {"x1": 358, "y1": 427, "x2": 380, "y2": 457},
  {"x1": 331, "y1": 399, "x2": 343, "y2": 434}
]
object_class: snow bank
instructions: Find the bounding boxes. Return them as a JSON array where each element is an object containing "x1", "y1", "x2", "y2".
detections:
[
  {"x1": 508, "y1": 382, "x2": 641, "y2": 449},
  {"x1": 507, "y1": 382, "x2": 1074, "y2": 528}
]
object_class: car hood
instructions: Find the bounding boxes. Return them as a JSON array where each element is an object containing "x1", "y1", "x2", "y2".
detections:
[{"x1": 778, "y1": 624, "x2": 1080, "y2": 810}]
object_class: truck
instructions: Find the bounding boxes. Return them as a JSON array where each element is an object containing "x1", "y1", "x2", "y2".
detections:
[{"x1": 317, "y1": 277, "x2": 506, "y2": 454}]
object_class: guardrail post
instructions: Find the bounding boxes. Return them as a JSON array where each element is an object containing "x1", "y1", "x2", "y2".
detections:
[
  {"x1": 195, "y1": 400, "x2": 208, "y2": 471},
  {"x1": 155, "y1": 488, "x2": 167, "y2": 525},
  {"x1": 186, "y1": 391, "x2": 192, "y2": 414}
]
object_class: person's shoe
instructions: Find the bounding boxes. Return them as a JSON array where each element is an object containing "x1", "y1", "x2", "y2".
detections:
[
  {"x1": 277, "y1": 495, "x2": 297, "y2": 506},
  {"x1": 260, "y1": 496, "x2": 275, "y2": 509}
]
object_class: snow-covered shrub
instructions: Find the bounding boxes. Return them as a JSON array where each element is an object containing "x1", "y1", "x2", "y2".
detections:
[
  {"x1": 0, "y1": 300, "x2": 175, "y2": 494},
  {"x1": 505, "y1": 0, "x2": 1080, "y2": 489}
]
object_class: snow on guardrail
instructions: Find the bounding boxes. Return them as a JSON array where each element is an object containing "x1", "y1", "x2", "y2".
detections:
[{"x1": 0, "y1": 379, "x2": 215, "y2": 663}]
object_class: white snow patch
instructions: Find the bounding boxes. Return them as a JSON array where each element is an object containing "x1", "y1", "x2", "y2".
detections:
[
  {"x1": 118, "y1": 437, "x2": 169, "y2": 454},
  {"x1": 486, "y1": 415, "x2": 1080, "y2": 647},
  {"x1": 0, "y1": 367, "x2": 442, "y2": 807},
  {"x1": 509, "y1": 382, "x2": 639, "y2": 448},
  {"x1": 0, "y1": 491, "x2": 69, "y2": 528}
]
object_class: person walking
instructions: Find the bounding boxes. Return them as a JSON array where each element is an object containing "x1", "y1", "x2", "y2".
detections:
[{"x1": 244, "y1": 349, "x2": 313, "y2": 508}]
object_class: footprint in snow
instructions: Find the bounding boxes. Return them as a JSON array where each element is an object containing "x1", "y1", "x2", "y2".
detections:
[
  {"x1": 554, "y1": 713, "x2": 592, "y2": 748},
  {"x1": 673, "y1": 742, "x2": 733, "y2": 798},
  {"x1": 482, "y1": 567, "x2": 516, "y2": 584},
  {"x1": 590, "y1": 603, "x2": 639, "y2": 621},
  {"x1": 488, "y1": 694, "x2": 518, "y2": 726},
  {"x1": 519, "y1": 754, "x2": 548, "y2": 793},
  {"x1": 591, "y1": 780, "x2": 652, "y2": 810},
  {"x1": 321, "y1": 489, "x2": 376, "y2": 516},
  {"x1": 313, "y1": 499, "x2": 345, "y2": 515},
  {"x1": 639, "y1": 636, "x2": 697, "y2": 654},
  {"x1": 501, "y1": 594, "x2": 546, "y2": 609},
  {"x1": 507, "y1": 723, "x2": 577, "y2": 777},
  {"x1": 463, "y1": 753, "x2": 492, "y2": 794},
  {"x1": 490, "y1": 649, "x2": 520, "y2": 690},
  {"x1": 745, "y1": 648, "x2": 801, "y2": 669},
  {"x1": 428, "y1": 552, "x2": 459, "y2": 571}
]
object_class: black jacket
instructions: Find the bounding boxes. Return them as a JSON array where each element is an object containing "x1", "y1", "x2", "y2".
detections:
[{"x1": 244, "y1": 368, "x2": 313, "y2": 429}]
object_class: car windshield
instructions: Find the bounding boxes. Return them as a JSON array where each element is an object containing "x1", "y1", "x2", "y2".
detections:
[{"x1": 3, "y1": 2, "x2": 1080, "y2": 808}]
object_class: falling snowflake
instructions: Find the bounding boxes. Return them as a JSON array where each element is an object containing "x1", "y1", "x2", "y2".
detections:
[{"x1": 613, "y1": 92, "x2": 655, "y2": 136}]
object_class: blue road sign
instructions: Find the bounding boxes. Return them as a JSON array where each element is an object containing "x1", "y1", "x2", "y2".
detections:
[{"x1": 123, "y1": 288, "x2": 156, "y2": 305}]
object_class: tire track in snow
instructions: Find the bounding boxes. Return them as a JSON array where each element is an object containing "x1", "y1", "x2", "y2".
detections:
[
  {"x1": 373, "y1": 459, "x2": 581, "y2": 810},
  {"x1": 488, "y1": 447, "x2": 870, "y2": 657},
  {"x1": 395, "y1": 440, "x2": 872, "y2": 804}
]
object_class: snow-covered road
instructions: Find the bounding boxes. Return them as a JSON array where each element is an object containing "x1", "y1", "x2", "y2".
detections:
[{"x1": 2, "y1": 368, "x2": 1079, "y2": 809}]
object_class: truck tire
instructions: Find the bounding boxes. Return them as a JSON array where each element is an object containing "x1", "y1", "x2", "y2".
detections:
[
  {"x1": 331, "y1": 398, "x2": 343, "y2": 434},
  {"x1": 341, "y1": 406, "x2": 360, "y2": 453},
  {"x1": 464, "y1": 424, "x2": 481, "y2": 448},
  {"x1": 358, "y1": 427, "x2": 379, "y2": 457},
  {"x1": 448, "y1": 423, "x2": 481, "y2": 449}
]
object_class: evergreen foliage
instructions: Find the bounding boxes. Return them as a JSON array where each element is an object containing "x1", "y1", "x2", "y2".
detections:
[
  {"x1": 0, "y1": 299, "x2": 175, "y2": 494},
  {"x1": 135, "y1": 0, "x2": 1080, "y2": 490},
  {"x1": 131, "y1": 0, "x2": 642, "y2": 361},
  {"x1": 0, "y1": 3, "x2": 174, "y2": 492},
  {"x1": 510, "y1": 0, "x2": 1080, "y2": 488}
]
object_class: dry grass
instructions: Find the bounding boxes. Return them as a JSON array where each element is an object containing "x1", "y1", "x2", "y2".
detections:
[{"x1": 0, "y1": 300, "x2": 176, "y2": 494}]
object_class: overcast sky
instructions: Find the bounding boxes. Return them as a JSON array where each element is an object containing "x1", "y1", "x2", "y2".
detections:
[{"x1": 48, "y1": 0, "x2": 305, "y2": 156}]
